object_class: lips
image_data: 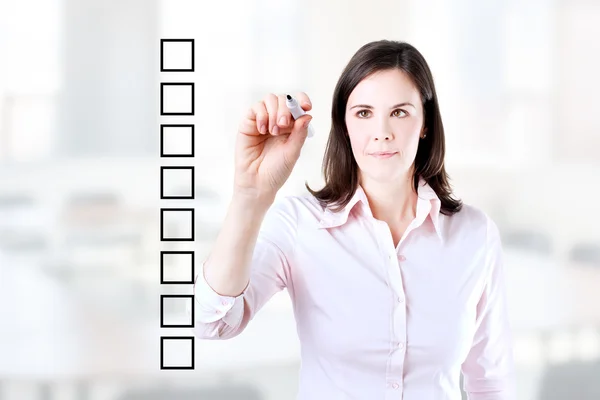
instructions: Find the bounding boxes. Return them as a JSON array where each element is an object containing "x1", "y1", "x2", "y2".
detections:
[{"x1": 370, "y1": 151, "x2": 398, "y2": 158}]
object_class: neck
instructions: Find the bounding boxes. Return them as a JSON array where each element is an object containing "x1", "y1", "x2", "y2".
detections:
[{"x1": 360, "y1": 173, "x2": 417, "y2": 226}]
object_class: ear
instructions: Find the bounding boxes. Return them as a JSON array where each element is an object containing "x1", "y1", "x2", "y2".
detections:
[{"x1": 420, "y1": 126, "x2": 428, "y2": 139}]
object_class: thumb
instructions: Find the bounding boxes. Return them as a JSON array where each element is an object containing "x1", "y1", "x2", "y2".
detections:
[{"x1": 286, "y1": 115, "x2": 312, "y2": 150}]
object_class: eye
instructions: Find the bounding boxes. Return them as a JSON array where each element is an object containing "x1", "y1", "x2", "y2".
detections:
[
  {"x1": 355, "y1": 109, "x2": 408, "y2": 118},
  {"x1": 392, "y1": 109, "x2": 407, "y2": 118}
]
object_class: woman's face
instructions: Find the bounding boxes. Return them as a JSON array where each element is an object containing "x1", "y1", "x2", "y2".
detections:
[{"x1": 345, "y1": 69, "x2": 425, "y2": 184}]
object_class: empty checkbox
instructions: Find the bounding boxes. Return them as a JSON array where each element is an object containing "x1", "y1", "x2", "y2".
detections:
[
  {"x1": 161, "y1": 166, "x2": 194, "y2": 199},
  {"x1": 160, "y1": 336, "x2": 194, "y2": 370},
  {"x1": 160, "y1": 39, "x2": 194, "y2": 72},
  {"x1": 161, "y1": 83, "x2": 194, "y2": 115},
  {"x1": 160, "y1": 208, "x2": 194, "y2": 241},
  {"x1": 161, "y1": 294, "x2": 194, "y2": 328},
  {"x1": 161, "y1": 251, "x2": 195, "y2": 284},
  {"x1": 161, "y1": 124, "x2": 194, "y2": 157}
]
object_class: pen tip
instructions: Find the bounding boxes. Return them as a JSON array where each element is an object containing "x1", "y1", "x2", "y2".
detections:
[{"x1": 286, "y1": 94, "x2": 292, "y2": 100}]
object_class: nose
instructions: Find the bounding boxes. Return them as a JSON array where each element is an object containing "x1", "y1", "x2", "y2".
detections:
[
  {"x1": 374, "y1": 134, "x2": 391, "y2": 141},
  {"x1": 373, "y1": 119, "x2": 393, "y2": 141}
]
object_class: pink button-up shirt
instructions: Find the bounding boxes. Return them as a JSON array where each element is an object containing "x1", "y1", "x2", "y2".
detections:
[{"x1": 192, "y1": 179, "x2": 516, "y2": 399}]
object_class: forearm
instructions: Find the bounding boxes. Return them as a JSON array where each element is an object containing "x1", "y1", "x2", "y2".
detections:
[{"x1": 203, "y1": 192, "x2": 274, "y2": 297}]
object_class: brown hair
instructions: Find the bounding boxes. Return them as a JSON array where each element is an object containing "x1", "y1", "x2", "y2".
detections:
[{"x1": 305, "y1": 39, "x2": 462, "y2": 216}]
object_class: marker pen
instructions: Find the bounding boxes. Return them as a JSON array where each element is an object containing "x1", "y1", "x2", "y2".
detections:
[{"x1": 286, "y1": 94, "x2": 315, "y2": 138}]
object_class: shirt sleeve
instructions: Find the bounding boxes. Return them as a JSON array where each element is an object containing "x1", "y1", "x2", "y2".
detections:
[
  {"x1": 461, "y1": 217, "x2": 517, "y2": 400},
  {"x1": 188, "y1": 196, "x2": 298, "y2": 340}
]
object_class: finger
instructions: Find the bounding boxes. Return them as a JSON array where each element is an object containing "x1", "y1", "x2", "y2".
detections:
[
  {"x1": 251, "y1": 102, "x2": 268, "y2": 135},
  {"x1": 263, "y1": 93, "x2": 279, "y2": 135},
  {"x1": 239, "y1": 117, "x2": 262, "y2": 136},
  {"x1": 285, "y1": 114, "x2": 312, "y2": 151},
  {"x1": 239, "y1": 108, "x2": 256, "y2": 135},
  {"x1": 276, "y1": 95, "x2": 292, "y2": 129},
  {"x1": 295, "y1": 91, "x2": 312, "y2": 111}
]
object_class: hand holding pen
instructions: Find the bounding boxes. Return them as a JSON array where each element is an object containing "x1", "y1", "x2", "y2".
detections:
[{"x1": 234, "y1": 92, "x2": 314, "y2": 201}]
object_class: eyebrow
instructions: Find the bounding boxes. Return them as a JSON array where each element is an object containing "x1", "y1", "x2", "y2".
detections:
[{"x1": 349, "y1": 102, "x2": 416, "y2": 110}]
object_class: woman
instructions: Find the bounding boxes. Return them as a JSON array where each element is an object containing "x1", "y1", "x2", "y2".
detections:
[{"x1": 192, "y1": 40, "x2": 516, "y2": 399}]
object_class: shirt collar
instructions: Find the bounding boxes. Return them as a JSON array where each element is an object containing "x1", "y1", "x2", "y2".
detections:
[{"x1": 317, "y1": 177, "x2": 444, "y2": 241}]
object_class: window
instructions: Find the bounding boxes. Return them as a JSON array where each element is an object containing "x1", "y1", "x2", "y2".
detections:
[{"x1": 0, "y1": 0, "x2": 62, "y2": 163}]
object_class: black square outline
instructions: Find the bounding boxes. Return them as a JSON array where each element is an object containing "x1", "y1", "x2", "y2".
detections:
[
  {"x1": 160, "y1": 294, "x2": 195, "y2": 328},
  {"x1": 160, "y1": 124, "x2": 195, "y2": 158},
  {"x1": 160, "y1": 336, "x2": 195, "y2": 370},
  {"x1": 160, "y1": 82, "x2": 195, "y2": 116},
  {"x1": 160, "y1": 208, "x2": 195, "y2": 242},
  {"x1": 160, "y1": 39, "x2": 194, "y2": 72},
  {"x1": 160, "y1": 251, "x2": 195, "y2": 284},
  {"x1": 160, "y1": 166, "x2": 195, "y2": 200}
]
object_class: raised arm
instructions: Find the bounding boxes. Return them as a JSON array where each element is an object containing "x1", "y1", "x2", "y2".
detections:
[{"x1": 189, "y1": 92, "x2": 313, "y2": 339}]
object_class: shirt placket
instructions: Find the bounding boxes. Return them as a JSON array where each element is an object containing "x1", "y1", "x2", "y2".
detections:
[
  {"x1": 382, "y1": 213, "x2": 429, "y2": 399},
  {"x1": 371, "y1": 220, "x2": 408, "y2": 399}
]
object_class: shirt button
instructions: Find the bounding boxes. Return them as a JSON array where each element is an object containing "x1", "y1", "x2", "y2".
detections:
[
  {"x1": 398, "y1": 255, "x2": 406, "y2": 261},
  {"x1": 398, "y1": 342, "x2": 405, "y2": 349},
  {"x1": 397, "y1": 296, "x2": 404, "y2": 303},
  {"x1": 391, "y1": 382, "x2": 400, "y2": 389},
  {"x1": 221, "y1": 299, "x2": 230, "y2": 306}
]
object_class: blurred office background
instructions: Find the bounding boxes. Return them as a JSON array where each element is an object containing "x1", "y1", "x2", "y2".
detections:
[{"x1": 1, "y1": 0, "x2": 599, "y2": 399}]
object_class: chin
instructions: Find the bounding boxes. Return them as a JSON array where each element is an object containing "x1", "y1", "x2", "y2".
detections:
[
  {"x1": 358, "y1": 153, "x2": 409, "y2": 172},
  {"x1": 360, "y1": 165, "x2": 412, "y2": 183}
]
